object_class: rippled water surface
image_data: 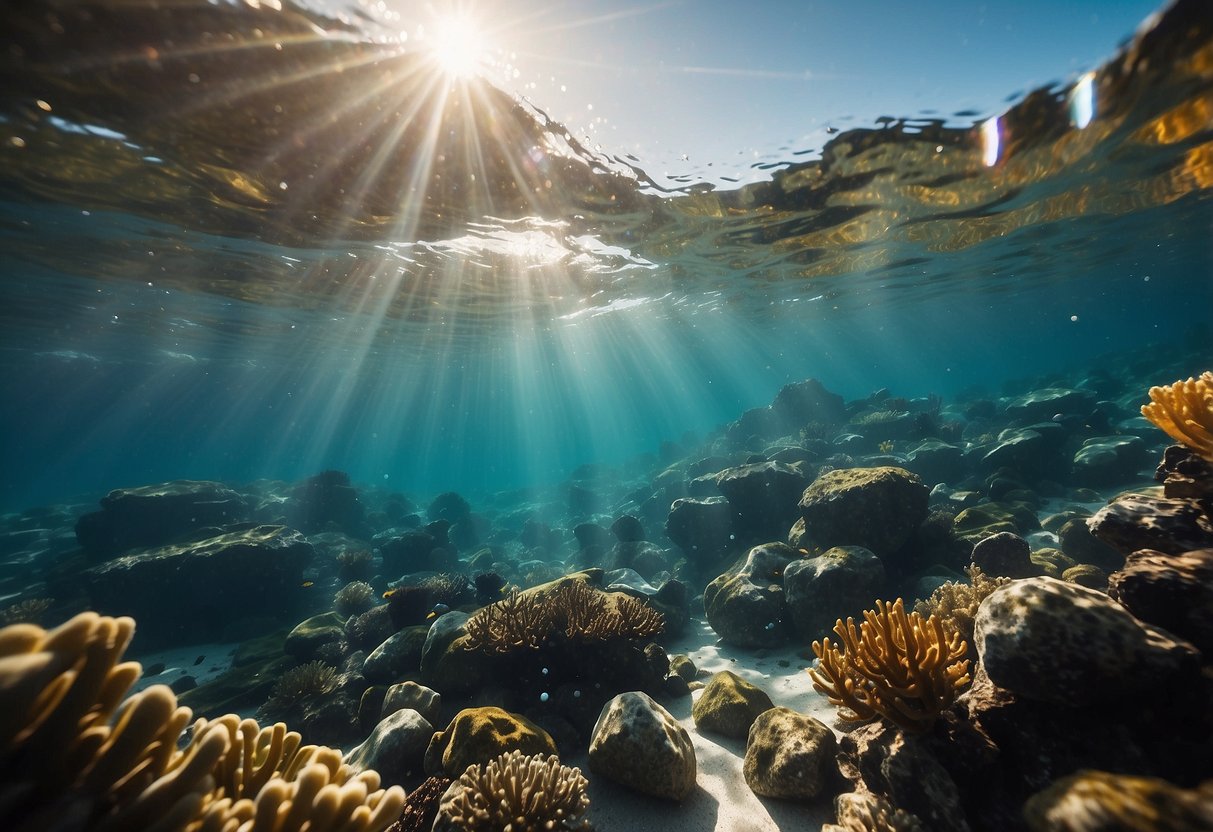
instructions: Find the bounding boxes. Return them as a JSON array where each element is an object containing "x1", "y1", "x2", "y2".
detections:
[{"x1": 0, "y1": 0, "x2": 1211, "y2": 506}]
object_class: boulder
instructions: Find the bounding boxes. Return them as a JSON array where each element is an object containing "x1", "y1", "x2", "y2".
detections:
[
  {"x1": 691, "y1": 671, "x2": 774, "y2": 739},
  {"x1": 743, "y1": 707, "x2": 837, "y2": 800},
  {"x1": 974, "y1": 577, "x2": 1199, "y2": 705},
  {"x1": 905, "y1": 440, "x2": 965, "y2": 486},
  {"x1": 1004, "y1": 388, "x2": 1096, "y2": 423},
  {"x1": 381, "y1": 680, "x2": 441, "y2": 724},
  {"x1": 424, "y1": 707, "x2": 556, "y2": 778},
  {"x1": 1087, "y1": 493, "x2": 1213, "y2": 557},
  {"x1": 1109, "y1": 548, "x2": 1213, "y2": 653},
  {"x1": 362, "y1": 625, "x2": 429, "y2": 682},
  {"x1": 1070, "y1": 435, "x2": 1151, "y2": 487},
  {"x1": 703, "y1": 543, "x2": 798, "y2": 647},
  {"x1": 284, "y1": 611, "x2": 346, "y2": 660},
  {"x1": 665, "y1": 497, "x2": 737, "y2": 570},
  {"x1": 970, "y1": 532, "x2": 1038, "y2": 579},
  {"x1": 797, "y1": 467, "x2": 928, "y2": 558},
  {"x1": 589, "y1": 691, "x2": 696, "y2": 800},
  {"x1": 74, "y1": 480, "x2": 250, "y2": 561},
  {"x1": 344, "y1": 708, "x2": 433, "y2": 786},
  {"x1": 610, "y1": 514, "x2": 646, "y2": 542},
  {"x1": 286, "y1": 470, "x2": 366, "y2": 536},
  {"x1": 82, "y1": 525, "x2": 312, "y2": 647},
  {"x1": 714, "y1": 461, "x2": 810, "y2": 539},
  {"x1": 782, "y1": 546, "x2": 885, "y2": 641}
]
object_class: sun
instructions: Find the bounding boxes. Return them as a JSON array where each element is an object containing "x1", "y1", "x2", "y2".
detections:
[{"x1": 427, "y1": 13, "x2": 488, "y2": 79}]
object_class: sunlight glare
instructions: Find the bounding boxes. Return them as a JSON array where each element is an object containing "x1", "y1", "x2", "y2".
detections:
[{"x1": 428, "y1": 14, "x2": 487, "y2": 78}]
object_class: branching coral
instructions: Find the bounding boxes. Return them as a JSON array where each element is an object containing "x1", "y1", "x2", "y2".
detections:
[
  {"x1": 0, "y1": 611, "x2": 405, "y2": 832},
  {"x1": 435, "y1": 750, "x2": 591, "y2": 832},
  {"x1": 1141, "y1": 371, "x2": 1213, "y2": 462},
  {"x1": 463, "y1": 580, "x2": 664, "y2": 655},
  {"x1": 913, "y1": 565, "x2": 1012, "y2": 647},
  {"x1": 0, "y1": 596, "x2": 54, "y2": 625},
  {"x1": 809, "y1": 599, "x2": 971, "y2": 733}
]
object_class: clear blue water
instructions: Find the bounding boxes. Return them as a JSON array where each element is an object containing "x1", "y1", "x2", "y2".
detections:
[{"x1": 0, "y1": 0, "x2": 1210, "y2": 511}]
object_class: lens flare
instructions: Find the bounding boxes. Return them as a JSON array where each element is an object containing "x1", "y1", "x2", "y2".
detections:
[{"x1": 428, "y1": 14, "x2": 487, "y2": 78}]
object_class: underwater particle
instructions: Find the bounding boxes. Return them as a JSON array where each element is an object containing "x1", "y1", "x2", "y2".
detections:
[
  {"x1": 540, "y1": 692, "x2": 550, "y2": 702},
  {"x1": 1070, "y1": 315, "x2": 1079, "y2": 322}
]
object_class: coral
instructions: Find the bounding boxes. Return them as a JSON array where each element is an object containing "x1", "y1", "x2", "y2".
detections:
[
  {"x1": 472, "y1": 571, "x2": 507, "y2": 605},
  {"x1": 913, "y1": 564, "x2": 1012, "y2": 646},
  {"x1": 348, "y1": 604, "x2": 396, "y2": 650},
  {"x1": 262, "y1": 660, "x2": 338, "y2": 716},
  {"x1": 435, "y1": 750, "x2": 591, "y2": 832},
  {"x1": 386, "y1": 585, "x2": 435, "y2": 629},
  {"x1": 419, "y1": 573, "x2": 474, "y2": 606},
  {"x1": 0, "y1": 611, "x2": 405, "y2": 832},
  {"x1": 335, "y1": 581, "x2": 377, "y2": 618},
  {"x1": 463, "y1": 580, "x2": 664, "y2": 655},
  {"x1": 1141, "y1": 371, "x2": 1213, "y2": 462},
  {"x1": 0, "y1": 596, "x2": 54, "y2": 625},
  {"x1": 1023, "y1": 769, "x2": 1213, "y2": 831},
  {"x1": 809, "y1": 598, "x2": 971, "y2": 733},
  {"x1": 824, "y1": 792, "x2": 926, "y2": 832},
  {"x1": 392, "y1": 775, "x2": 451, "y2": 832},
  {"x1": 337, "y1": 548, "x2": 374, "y2": 581}
]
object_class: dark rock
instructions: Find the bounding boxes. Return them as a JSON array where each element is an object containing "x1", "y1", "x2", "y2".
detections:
[
  {"x1": 285, "y1": 611, "x2": 346, "y2": 660},
  {"x1": 362, "y1": 625, "x2": 430, "y2": 682},
  {"x1": 82, "y1": 525, "x2": 312, "y2": 648},
  {"x1": 837, "y1": 721, "x2": 970, "y2": 832},
  {"x1": 286, "y1": 470, "x2": 366, "y2": 536},
  {"x1": 380, "y1": 530, "x2": 446, "y2": 575},
  {"x1": 743, "y1": 707, "x2": 838, "y2": 800},
  {"x1": 75, "y1": 480, "x2": 251, "y2": 561},
  {"x1": 715, "y1": 461, "x2": 810, "y2": 540},
  {"x1": 573, "y1": 522, "x2": 612, "y2": 550},
  {"x1": 952, "y1": 501, "x2": 1040, "y2": 544},
  {"x1": 610, "y1": 514, "x2": 645, "y2": 543},
  {"x1": 1057, "y1": 516, "x2": 1124, "y2": 570},
  {"x1": 427, "y1": 492, "x2": 471, "y2": 524},
  {"x1": 1155, "y1": 444, "x2": 1213, "y2": 500},
  {"x1": 703, "y1": 543, "x2": 797, "y2": 648},
  {"x1": 1109, "y1": 548, "x2": 1213, "y2": 653},
  {"x1": 1070, "y1": 435, "x2": 1152, "y2": 487},
  {"x1": 1087, "y1": 493, "x2": 1213, "y2": 557},
  {"x1": 970, "y1": 532, "x2": 1037, "y2": 579},
  {"x1": 783, "y1": 546, "x2": 885, "y2": 641},
  {"x1": 1004, "y1": 387, "x2": 1097, "y2": 424},
  {"x1": 665, "y1": 496, "x2": 738, "y2": 571},
  {"x1": 905, "y1": 439, "x2": 965, "y2": 485},
  {"x1": 344, "y1": 708, "x2": 433, "y2": 787},
  {"x1": 797, "y1": 467, "x2": 928, "y2": 558}
]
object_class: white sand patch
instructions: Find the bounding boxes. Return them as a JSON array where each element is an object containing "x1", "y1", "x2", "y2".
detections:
[
  {"x1": 567, "y1": 616, "x2": 839, "y2": 831},
  {"x1": 127, "y1": 641, "x2": 239, "y2": 695}
]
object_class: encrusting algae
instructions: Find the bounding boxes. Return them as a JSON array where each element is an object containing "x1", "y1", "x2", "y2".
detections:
[{"x1": 808, "y1": 598, "x2": 971, "y2": 733}]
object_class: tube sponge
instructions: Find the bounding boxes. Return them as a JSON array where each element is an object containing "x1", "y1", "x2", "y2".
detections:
[
  {"x1": 1141, "y1": 371, "x2": 1213, "y2": 462},
  {"x1": 0, "y1": 611, "x2": 405, "y2": 832}
]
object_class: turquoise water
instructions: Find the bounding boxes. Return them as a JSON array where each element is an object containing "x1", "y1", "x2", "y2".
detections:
[{"x1": 0, "y1": 0, "x2": 1210, "y2": 509}]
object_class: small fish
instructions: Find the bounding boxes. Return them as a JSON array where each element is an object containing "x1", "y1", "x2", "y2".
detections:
[
  {"x1": 193, "y1": 655, "x2": 205, "y2": 666},
  {"x1": 426, "y1": 603, "x2": 451, "y2": 621},
  {"x1": 301, "y1": 581, "x2": 314, "y2": 588},
  {"x1": 383, "y1": 588, "x2": 397, "y2": 599}
]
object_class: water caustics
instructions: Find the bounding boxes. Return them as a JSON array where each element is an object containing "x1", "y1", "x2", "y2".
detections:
[{"x1": 0, "y1": 0, "x2": 1211, "y2": 497}]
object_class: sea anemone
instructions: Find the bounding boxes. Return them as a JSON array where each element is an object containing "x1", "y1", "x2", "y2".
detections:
[
  {"x1": 335, "y1": 580, "x2": 377, "y2": 618},
  {"x1": 262, "y1": 660, "x2": 338, "y2": 715},
  {"x1": 337, "y1": 547, "x2": 375, "y2": 581}
]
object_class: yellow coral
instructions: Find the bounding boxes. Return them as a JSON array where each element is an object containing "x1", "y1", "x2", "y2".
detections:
[
  {"x1": 809, "y1": 599, "x2": 971, "y2": 733},
  {"x1": 1141, "y1": 371, "x2": 1213, "y2": 462},
  {"x1": 436, "y1": 750, "x2": 591, "y2": 831},
  {"x1": 0, "y1": 611, "x2": 405, "y2": 832}
]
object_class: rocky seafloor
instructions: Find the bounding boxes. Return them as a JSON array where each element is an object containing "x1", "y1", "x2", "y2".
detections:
[{"x1": 2, "y1": 337, "x2": 1213, "y2": 831}]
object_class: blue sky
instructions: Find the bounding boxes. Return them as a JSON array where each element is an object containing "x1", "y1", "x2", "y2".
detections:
[{"x1": 391, "y1": 0, "x2": 1164, "y2": 185}]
